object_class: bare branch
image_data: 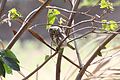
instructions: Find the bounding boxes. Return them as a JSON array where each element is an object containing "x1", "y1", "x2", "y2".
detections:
[
  {"x1": 62, "y1": 55, "x2": 81, "y2": 69},
  {"x1": 72, "y1": 19, "x2": 94, "y2": 28},
  {"x1": 5, "y1": 0, "x2": 52, "y2": 50},
  {"x1": 65, "y1": 0, "x2": 81, "y2": 35},
  {"x1": 46, "y1": 6, "x2": 93, "y2": 18},
  {"x1": 68, "y1": 29, "x2": 94, "y2": 43}
]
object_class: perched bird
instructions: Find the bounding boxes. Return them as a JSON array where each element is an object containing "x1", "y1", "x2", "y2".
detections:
[{"x1": 48, "y1": 26, "x2": 75, "y2": 50}]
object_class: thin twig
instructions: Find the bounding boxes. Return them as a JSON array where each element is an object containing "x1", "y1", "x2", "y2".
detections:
[
  {"x1": 46, "y1": 6, "x2": 93, "y2": 18},
  {"x1": 70, "y1": 27, "x2": 96, "y2": 35},
  {"x1": 29, "y1": 23, "x2": 71, "y2": 29},
  {"x1": 94, "y1": 20, "x2": 120, "y2": 24},
  {"x1": 72, "y1": 20, "x2": 83, "y2": 80},
  {"x1": 73, "y1": 33, "x2": 83, "y2": 67},
  {"x1": 68, "y1": 29, "x2": 94, "y2": 43},
  {"x1": 71, "y1": 19, "x2": 94, "y2": 28},
  {"x1": 63, "y1": 55, "x2": 93, "y2": 76},
  {"x1": 62, "y1": 55, "x2": 81, "y2": 69},
  {"x1": 65, "y1": 0, "x2": 81, "y2": 35},
  {"x1": 93, "y1": 30, "x2": 120, "y2": 34},
  {"x1": 18, "y1": 71, "x2": 26, "y2": 78}
]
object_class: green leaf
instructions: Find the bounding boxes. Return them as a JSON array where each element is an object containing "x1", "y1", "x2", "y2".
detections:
[
  {"x1": 52, "y1": 9, "x2": 60, "y2": 15},
  {"x1": 45, "y1": 55, "x2": 49, "y2": 61},
  {"x1": 0, "y1": 49, "x2": 19, "y2": 63},
  {"x1": 101, "y1": 19, "x2": 109, "y2": 31},
  {"x1": 0, "y1": 60, "x2": 5, "y2": 77},
  {"x1": 100, "y1": 0, "x2": 114, "y2": 11},
  {"x1": 3, "y1": 64, "x2": 12, "y2": 74},
  {"x1": 47, "y1": 9, "x2": 60, "y2": 28},
  {"x1": 47, "y1": 15, "x2": 56, "y2": 28},
  {"x1": 109, "y1": 20, "x2": 118, "y2": 31},
  {"x1": 8, "y1": 8, "x2": 22, "y2": 20},
  {"x1": 100, "y1": 0, "x2": 108, "y2": 8},
  {"x1": 2, "y1": 57, "x2": 20, "y2": 71},
  {"x1": 101, "y1": 20, "x2": 118, "y2": 31}
]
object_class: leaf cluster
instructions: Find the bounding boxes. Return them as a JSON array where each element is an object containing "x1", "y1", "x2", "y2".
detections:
[
  {"x1": 8, "y1": 8, "x2": 22, "y2": 20},
  {"x1": 101, "y1": 20, "x2": 118, "y2": 31},
  {"x1": 0, "y1": 49, "x2": 20, "y2": 77},
  {"x1": 100, "y1": 0, "x2": 114, "y2": 11}
]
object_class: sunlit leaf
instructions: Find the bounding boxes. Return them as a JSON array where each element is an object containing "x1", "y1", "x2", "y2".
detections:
[
  {"x1": 101, "y1": 19, "x2": 109, "y2": 31},
  {"x1": 101, "y1": 20, "x2": 118, "y2": 31},
  {"x1": 109, "y1": 20, "x2": 118, "y2": 31},
  {"x1": 47, "y1": 9, "x2": 60, "y2": 28},
  {"x1": 3, "y1": 64, "x2": 12, "y2": 74},
  {"x1": 8, "y1": 8, "x2": 22, "y2": 20},
  {"x1": 100, "y1": 0, "x2": 114, "y2": 11}
]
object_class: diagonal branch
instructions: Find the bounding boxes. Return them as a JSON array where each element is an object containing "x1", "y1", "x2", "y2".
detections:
[
  {"x1": 28, "y1": 29, "x2": 56, "y2": 51},
  {"x1": 5, "y1": 0, "x2": 52, "y2": 50},
  {"x1": 62, "y1": 55, "x2": 81, "y2": 69},
  {"x1": 79, "y1": 27, "x2": 120, "y2": 79}
]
